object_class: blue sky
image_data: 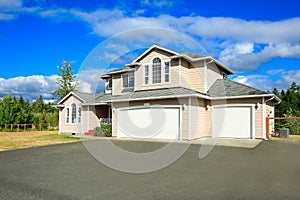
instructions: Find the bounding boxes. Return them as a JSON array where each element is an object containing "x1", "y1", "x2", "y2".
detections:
[{"x1": 0, "y1": 0, "x2": 300, "y2": 101}]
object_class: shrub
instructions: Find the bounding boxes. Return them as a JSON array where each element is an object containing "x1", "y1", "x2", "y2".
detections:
[
  {"x1": 93, "y1": 123, "x2": 112, "y2": 137},
  {"x1": 94, "y1": 126, "x2": 105, "y2": 137},
  {"x1": 101, "y1": 123, "x2": 112, "y2": 137}
]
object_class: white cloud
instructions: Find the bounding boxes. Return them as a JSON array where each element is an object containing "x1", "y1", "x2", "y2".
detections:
[
  {"x1": 141, "y1": 0, "x2": 174, "y2": 8},
  {"x1": 0, "y1": 12, "x2": 15, "y2": 20},
  {"x1": 0, "y1": 75, "x2": 58, "y2": 100},
  {"x1": 0, "y1": 0, "x2": 22, "y2": 12},
  {"x1": 220, "y1": 43, "x2": 300, "y2": 71},
  {"x1": 76, "y1": 69, "x2": 105, "y2": 94},
  {"x1": 233, "y1": 69, "x2": 300, "y2": 92}
]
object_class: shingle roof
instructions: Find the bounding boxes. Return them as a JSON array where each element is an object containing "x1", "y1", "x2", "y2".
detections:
[
  {"x1": 179, "y1": 52, "x2": 206, "y2": 59},
  {"x1": 73, "y1": 91, "x2": 112, "y2": 104},
  {"x1": 104, "y1": 87, "x2": 208, "y2": 102},
  {"x1": 208, "y1": 79, "x2": 270, "y2": 97}
]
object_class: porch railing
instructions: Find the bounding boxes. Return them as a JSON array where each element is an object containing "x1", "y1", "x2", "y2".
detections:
[{"x1": 100, "y1": 118, "x2": 112, "y2": 124}]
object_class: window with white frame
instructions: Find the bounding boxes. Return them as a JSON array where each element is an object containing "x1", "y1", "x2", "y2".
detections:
[
  {"x1": 66, "y1": 103, "x2": 81, "y2": 124},
  {"x1": 122, "y1": 72, "x2": 134, "y2": 88},
  {"x1": 144, "y1": 58, "x2": 170, "y2": 85},
  {"x1": 152, "y1": 57, "x2": 161, "y2": 84},
  {"x1": 71, "y1": 103, "x2": 76, "y2": 123},
  {"x1": 165, "y1": 61, "x2": 170, "y2": 82},
  {"x1": 78, "y1": 107, "x2": 82, "y2": 123},
  {"x1": 107, "y1": 78, "x2": 112, "y2": 89},
  {"x1": 66, "y1": 108, "x2": 70, "y2": 123},
  {"x1": 144, "y1": 65, "x2": 149, "y2": 85}
]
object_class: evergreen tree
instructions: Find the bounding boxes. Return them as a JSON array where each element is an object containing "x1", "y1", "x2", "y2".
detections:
[{"x1": 52, "y1": 61, "x2": 78, "y2": 100}]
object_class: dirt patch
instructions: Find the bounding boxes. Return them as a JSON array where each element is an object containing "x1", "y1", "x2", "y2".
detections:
[{"x1": 0, "y1": 131, "x2": 80, "y2": 152}]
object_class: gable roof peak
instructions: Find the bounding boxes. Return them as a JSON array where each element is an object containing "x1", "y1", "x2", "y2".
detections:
[{"x1": 131, "y1": 44, "x2": 179, "y2": 63}]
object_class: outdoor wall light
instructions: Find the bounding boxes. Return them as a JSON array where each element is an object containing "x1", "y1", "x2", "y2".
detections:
[
  {"x1": 206, "y1": 105, "x2": 211, "y2": 111},
  {"x1": 256, "y1": 103, "x2": 261, "y2": 110}
]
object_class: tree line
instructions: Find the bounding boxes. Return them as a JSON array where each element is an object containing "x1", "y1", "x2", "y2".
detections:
[
  {"x1": 0, "y1": 95, "x2": 58, "y2": 130},
  {"x1": 273, "y1": 82, "x2": 300, "y2": 134}
]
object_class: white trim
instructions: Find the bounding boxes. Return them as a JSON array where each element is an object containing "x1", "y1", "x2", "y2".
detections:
[
  {"x1": 134, "y1": 67, "x2": 137, "y2": 91},
  {"x1": 131, "y1": 44, "x2": 178, "y2": 63},
  {"x1": 59, "y1": 109, "x2": 62, "y2": 134},
  {"x1": 204, "y1": 60, "x2": 208, "y2": 93},
  {"x1": 108, "y1": 93, "x2": 211, "y2": 103},
  {"x1": 179, "y1": 57, "x2": 182, "y2": 87},
  {"x1": 211, "y1": 94, "x2": 275, "y2": 100},
  {"x1": 188, "y1": 97, "x2": 192, "y2": 140},
  {"x1": 57, "y1": 91, "x2": 85, "y2": 104},
  {"x1": 212, "y1": 104, "x2": 255, "y2": 139},
  {"x1": 262, "y1": 97, "x2": 266, "y2": 139}
]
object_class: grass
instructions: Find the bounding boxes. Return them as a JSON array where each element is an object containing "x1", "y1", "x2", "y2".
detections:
[
  {"x1": 0, "y1": 131, "x2": 80, "y2": 152},
  {"x1": 269, "y1": 135, "x2": 300, "y2": 143}
]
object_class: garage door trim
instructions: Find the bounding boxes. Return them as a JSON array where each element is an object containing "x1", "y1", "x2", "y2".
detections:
[
  {"x1": 212, "y1": 104, "x2": 256, "y2": 139},
  {"x1": 117, "y1": 105, "x2": 182, "y2": 140}
]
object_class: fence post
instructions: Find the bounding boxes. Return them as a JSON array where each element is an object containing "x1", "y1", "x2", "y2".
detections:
[
  {"x1": 10, "y1": 124, "x2": 13, "y2": 131},
  {"x1": 266, "y1": 117, "x2": 270, "y2": 139},
  {"x1": 17, "y1": 124, "x2": 19, "y2": 132},
  {"x1": 24, "y1": 124, "x2": 26, "y2": 131}
]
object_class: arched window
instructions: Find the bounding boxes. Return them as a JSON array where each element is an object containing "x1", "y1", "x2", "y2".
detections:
[
  {"x1": 71, "y1": 103, "x2": 76, "y2": 123},
  {"x1": 152, "y1": 57, "x2": 161, "y2": 83}
]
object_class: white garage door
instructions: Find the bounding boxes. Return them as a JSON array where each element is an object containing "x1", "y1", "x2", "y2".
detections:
[
  {"x1": 212, "y1": 106, "x2": 253, "y2": 138},
  {"x1": 117, "y1": 106, "x2": 180, "y2": 140}
]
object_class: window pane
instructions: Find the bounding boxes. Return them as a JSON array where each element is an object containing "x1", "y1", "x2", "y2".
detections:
[
  {"x1": 129, "y1": 73, "x2": 134, "y2": 87},
  {"x1": 78, "y1": 107, "x2": 81, "y2": 123},
  {"x1": 152, "y1": 58, "x2": 161, "y2": 84},
  {"x1": 66, "y1": 108, "x2": 69, "y2": 123},
  {"x1": 107, "y1": 78, "x2": 112, "y2": 89},
  {"x1": 123, "y1": 74, "x2": 128, "y2": 88},
  {"x1": 144, "y1": 65, "x2": 149, "y2": 84},
  {"x1": 165, "y1": 62, "x2": 170, "y2": 82},
  {"x1": 71, "y1": 104, "x2": 76, "y2": 123}
]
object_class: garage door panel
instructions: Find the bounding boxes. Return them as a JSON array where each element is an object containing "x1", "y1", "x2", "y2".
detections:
[
  {"x1": 212, "y1": 106, "x2": 252, "y2": 138},
  {"x1": 117, "y1": 107, "x2": 180, "y2": 140}
]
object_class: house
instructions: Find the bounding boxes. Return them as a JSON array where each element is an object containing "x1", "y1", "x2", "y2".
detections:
[{"x1": 56, "y1": 44, "x2": 280, "y2": 140}]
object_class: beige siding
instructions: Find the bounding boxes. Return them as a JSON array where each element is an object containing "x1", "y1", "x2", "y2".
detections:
[
  {"x1": 207, "y1": 63, "x2": 223, "y2": 92},
  {"x1": 59, "y1": 95, "x2": 83, "y2": 134},
  {"x1": 135, "y1": 49, "x2": 180, "y2": 91},
  {"x1": 137, "y1": 48, "x2": 174, "y2": 63},
  {"x1": 112, "y1": 74, "x2": 122, "y2": 95},
  {"x1": 180, "y1": 60, "x2": 205, "y2": 93}
]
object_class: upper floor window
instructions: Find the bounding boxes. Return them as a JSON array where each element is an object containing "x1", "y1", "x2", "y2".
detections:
[
  {"x1": 107, "y1": 78, "x2": 112, "y2": 89},
  {"x1": 165, "y1": 61, "x2": 170, "y2": 82},
  {"x1": 152, "y1": 57, "x2": 161, "y2": 84},
  {"x1": 122, "y1": 72, "x2": 134, "y2": 88},
  {"x1": 144, "y1": 58, "x2": 170, "y2": 85},
  {"x1": 144, "y1": 65, "x2": 149, "y2": 85}
]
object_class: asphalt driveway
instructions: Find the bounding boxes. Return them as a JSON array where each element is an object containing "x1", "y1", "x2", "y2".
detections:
[{"x1": 0, "y1": 140, "x2": 299, "y2": 200}]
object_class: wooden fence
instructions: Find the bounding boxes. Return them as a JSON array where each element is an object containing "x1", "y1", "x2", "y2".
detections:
[{"x1": 0, "y1": 123, "x2": 58, "y2": 132}]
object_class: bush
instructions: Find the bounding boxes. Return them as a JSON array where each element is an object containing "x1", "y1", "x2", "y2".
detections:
[
  {"x1": 101, "y1": 123, "x2": 112, "y2": 137},
  {"x1": 94, "y1": 126, "x2": 105, "y2": 137},
  {"x1": 93, "y1": 123, "x2": 112, "y2": 137}
]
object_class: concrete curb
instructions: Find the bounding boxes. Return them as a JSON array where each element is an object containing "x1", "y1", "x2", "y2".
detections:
[{"x1": 79, "y1": 135, "x2": 262, "y2": 149}]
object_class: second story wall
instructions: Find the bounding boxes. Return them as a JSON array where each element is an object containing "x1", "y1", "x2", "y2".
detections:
[
  {"x1": 135, "y1": 49, "x2": 180, "y2": 91},
  {"x1": 207, "y1": 62, "x2": 223, "y2": 92}
]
